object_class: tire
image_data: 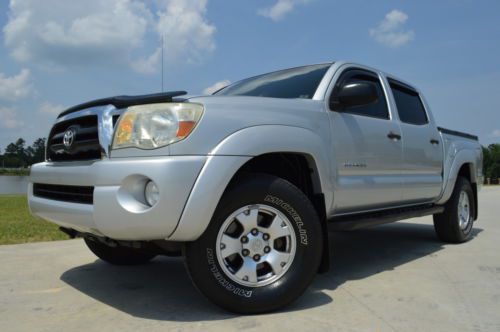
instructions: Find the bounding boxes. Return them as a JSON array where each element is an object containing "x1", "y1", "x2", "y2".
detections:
[
  {"x1": 185, "y1": 174, "x2": 323, "y2": 314},
  {"x1": 433, "y1": 176, "x2": 475, "y2": 243},
  {"x1": 84, "y1": 238, "x2": 156, "y2": 265}
]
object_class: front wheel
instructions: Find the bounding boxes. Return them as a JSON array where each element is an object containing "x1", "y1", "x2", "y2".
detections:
[{"x1": 185, "y1": 174, "x2": 323, "y2": 314}]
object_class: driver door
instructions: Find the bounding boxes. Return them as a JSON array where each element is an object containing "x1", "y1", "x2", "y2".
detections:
[{"x1": 328, "y1": 68, "x2": 404, "y2": 214}]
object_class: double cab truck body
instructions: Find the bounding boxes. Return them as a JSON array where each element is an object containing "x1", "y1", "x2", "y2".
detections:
[{"x1": 29, "y1": 61, "x2": 483, "y2": 313}]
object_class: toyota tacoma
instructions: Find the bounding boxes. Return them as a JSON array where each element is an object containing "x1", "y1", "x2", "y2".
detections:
[{"x1": 28, "y1": 61, "x2": 483, "y2": 313}]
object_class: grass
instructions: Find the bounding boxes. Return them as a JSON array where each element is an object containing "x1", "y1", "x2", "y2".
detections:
[
  {"x1": 0, "y1": 168, "x2": 30, "y2": 176},
  {"x1": 0, "y1": 195, "x2": 68, "y2": 245}
]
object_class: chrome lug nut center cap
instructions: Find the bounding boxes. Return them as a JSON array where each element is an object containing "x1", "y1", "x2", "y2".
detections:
[{"x1": 243, "y1": 232, "x2": 269, "y2": 257}]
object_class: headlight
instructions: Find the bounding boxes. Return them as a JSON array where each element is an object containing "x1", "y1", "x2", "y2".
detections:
[{"x1": 112, "y1": 102, "x2": 203, "y2": 150}]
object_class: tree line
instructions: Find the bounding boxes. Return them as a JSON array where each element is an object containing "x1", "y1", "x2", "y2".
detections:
[
  {"x1": 0, "y1": 138, "x2": 46, "y2": 168},
  {"x1": 483, "y1": 144, "x2": 500, "y2": 180},
  {"x1": 0, "y1": 137, "x2": 499, "y2": 180}
]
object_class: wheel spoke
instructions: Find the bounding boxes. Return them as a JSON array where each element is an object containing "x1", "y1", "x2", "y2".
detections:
[
  {"x1": 220, "y1": 234, "x2": 241, "y2": 258},
  {"x1": 459, "y1": 192, "x2": 467, "y2": 208},
  {"x1": 235, "y1": 258, "x2": 258, "y2": 283},
  {"x1": 266, "y1": 214, "x2": 290, "y2": 239},
  {"x1": 236, "y1": 208, "x2": 259, "y2": 234},
  {"x1": 216, "y1": 204, "x2": 297, "y2": 287},
  {"x1": 457, "y1": 190, "x2": 471, "y2": 230},
  {"x1": 267, "y1": 250, "x2": 291, "y2": 275}
]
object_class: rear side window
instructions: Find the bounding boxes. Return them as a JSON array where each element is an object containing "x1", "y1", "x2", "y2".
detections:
[{"x1": 389, "y1": 80, "x2": 428, "y2": 125}]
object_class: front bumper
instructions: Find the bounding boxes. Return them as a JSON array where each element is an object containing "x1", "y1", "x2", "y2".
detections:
[{"x1": 28, "y1": 156, "x2": 206, "y2": 240}]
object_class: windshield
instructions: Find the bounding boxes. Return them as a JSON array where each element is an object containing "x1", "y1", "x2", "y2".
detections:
[{"x1": 214, "y1": 63, "x2": 332, "y2": 99}]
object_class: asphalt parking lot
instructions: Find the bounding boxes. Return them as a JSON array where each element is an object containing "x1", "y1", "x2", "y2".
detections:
[{"x1": 1, "y1": 186, "x2": 499, "y2": 332}]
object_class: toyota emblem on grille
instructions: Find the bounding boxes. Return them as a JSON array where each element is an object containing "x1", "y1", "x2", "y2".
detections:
[{"x1": 63, "y1": 128, "x2": 76, "y2": 149}]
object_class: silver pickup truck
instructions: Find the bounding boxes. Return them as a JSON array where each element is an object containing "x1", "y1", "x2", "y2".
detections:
[{"x1": 28, "y1": 61, "x2": 483, "y2": 313}]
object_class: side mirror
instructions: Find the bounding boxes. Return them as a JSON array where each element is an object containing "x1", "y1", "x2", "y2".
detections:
[{"x1": 331, "y1": 82, "x2": 378, "y2": 110}]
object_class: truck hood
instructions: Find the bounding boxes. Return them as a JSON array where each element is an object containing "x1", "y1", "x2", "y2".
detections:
[
  {"x1": 57, "y1": 91, "x2": 188, "y2": 118},
  {"x1": 187, "y1": 95, "x2": 324, "y2": 115},
  {"x1": 167, "y1": 95, "x2": 329, "y2": 155}
]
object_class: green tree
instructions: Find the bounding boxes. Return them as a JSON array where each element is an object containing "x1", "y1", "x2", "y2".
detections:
[
  {"x1": 483, "y1": 144, "x2": 500, "y2": 180},
  {"x1": 31, "y1": 138, "x2": 46, "y2": 163},
  {"x1": 3, "y1": 142, "x2": 21, "y2": 167},
  {"x1": 25, "y1": 146, "x2": 35, "y2": 165},
  {"x1": 14, "y1": 138, "x2": 27, "y2": 167},
  {"x1": 4, "y1": 143, "x2": 17, "y2": 156},
  {"x1": 1, "y1": 137, "x2": 47, "y2": 167}
]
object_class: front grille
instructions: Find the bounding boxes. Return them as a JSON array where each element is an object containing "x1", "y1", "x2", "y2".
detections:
[
  {"x1": 47, "y1": 115, "x2": 101, "y2": 161},
  {"x1": 33, "y1": 183, "x2": 94, "y2": 204}
]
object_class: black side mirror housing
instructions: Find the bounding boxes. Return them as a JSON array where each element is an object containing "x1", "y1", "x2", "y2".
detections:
[{"x1": 330, "y1": 82, "x2": 378, "y2": 110}]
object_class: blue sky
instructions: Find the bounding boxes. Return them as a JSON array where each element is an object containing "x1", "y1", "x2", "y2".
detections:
[{"x1": 0, "y1": 0, "x2": 499, "y2": 150}]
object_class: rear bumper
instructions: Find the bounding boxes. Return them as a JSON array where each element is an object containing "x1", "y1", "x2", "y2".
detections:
[{"x1": 28, "y1": 156, "x2": 206, "y2": 240}]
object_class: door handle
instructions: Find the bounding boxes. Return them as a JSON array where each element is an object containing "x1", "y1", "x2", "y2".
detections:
[
  {"x1": 387, "y1": 132, "x2": 401, "y2": 141},
  {"x1": 430, "y1": 139, "x2": 440, "y2": 145}
]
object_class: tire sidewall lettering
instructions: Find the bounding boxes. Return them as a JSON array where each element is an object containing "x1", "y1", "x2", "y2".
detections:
[
  {"x1": 264, "y1": 194, "x2": 308, "y2": 246},
  {"x1": 206, "y1": 248, "x2": 253, "y2": 298}
]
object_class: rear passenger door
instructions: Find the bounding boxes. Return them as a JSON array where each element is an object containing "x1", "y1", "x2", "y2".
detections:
[
  {"x1": 328, "y1": 68, "x2": 404, "y2": 214},
  {"x1": 388, "y1": 79, "x2": 443, "y2": 202}
]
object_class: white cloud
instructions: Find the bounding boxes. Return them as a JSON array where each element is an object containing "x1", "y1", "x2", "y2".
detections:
[
  {"x1": 39, "y1": 101, "x2": 65, "y2": 115},
  {"x1": 203, "y1": 79, "x2": 230, "y2": 95},
  {"x1": 3, "y1": 0, "x2": 150, "y2": 68},
  {"x1": 258, "y1": 0, "x2": 311, "y2": 21},
  {"x1": 155, "y1": 0, "x2": 216, "y2": 65},
  {"x1": 0, "y1": 106, "x2": 23, "y2": 129},
  {"x1": 3, "y1": 0, "x2": 216, "y2": 72},
  {"x1": 492, "y1": 129, "x2": 500, "y2": 138},
  {"x1": 0, "y1": 69, "x2": 32, "y2": 101},
  {"x1": 131, "y1": 48, "x2": 162, "y2": 74},
  {"x1": 369, "y1": 9, "x2": 415, "y2": 48}
]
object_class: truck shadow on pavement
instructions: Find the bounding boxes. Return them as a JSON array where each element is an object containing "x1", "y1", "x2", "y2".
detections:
[{"x1": 60, "y1": 221, "x2": 482, "y2": 320}]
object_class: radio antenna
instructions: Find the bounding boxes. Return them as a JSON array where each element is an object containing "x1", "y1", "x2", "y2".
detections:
[{"x1": 161, "y1": 34, "x2": 164, "y2": 92}]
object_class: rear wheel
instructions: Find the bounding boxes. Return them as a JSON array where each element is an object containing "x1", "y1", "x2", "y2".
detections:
[
  {"x1": 84, "y1": 238, "x2": 156, "y2": 265},
  {"x1": 433, "y1": 176, "x2": 475, "y2": 243},
  {"x1": 185, "y1": 174, "x2": 323, "y2": 314}
]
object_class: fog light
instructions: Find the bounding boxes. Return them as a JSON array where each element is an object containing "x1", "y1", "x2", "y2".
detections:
[{"x1": 144, "y1": 180, "x2": 159, "y2": 207}]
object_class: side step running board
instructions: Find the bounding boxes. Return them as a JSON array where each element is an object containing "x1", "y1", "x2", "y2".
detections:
[{"x1": 328, "y1": 204, "x2": 444, "y2": 231}]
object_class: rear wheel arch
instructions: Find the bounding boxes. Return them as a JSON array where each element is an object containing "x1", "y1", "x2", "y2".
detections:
[
  {"x1": 438, "y1": 152, "x2": 478, "y2": 207},
  {"x1": 437, "y1": 161, "x2": 478, "y2": 221},
  {"x1": 457, "y1": 162, "x2": 474, "y2": 183},
  {"x1": 434, "y1": 176, "x2": 475, "y2": 243},
  {"x1": 455, "y1": 162, "x2": 478, "y2": 220}
]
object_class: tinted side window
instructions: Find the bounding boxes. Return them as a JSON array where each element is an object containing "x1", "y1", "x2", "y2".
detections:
[
  {"x1": 331, "y1": 70, "x2": 389, "y2": 119},
  {"x1": 389, "y1": 81, "x2": 428, "y2": 125}
]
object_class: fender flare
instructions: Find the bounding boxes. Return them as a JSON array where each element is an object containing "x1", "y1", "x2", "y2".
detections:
[
  {"x1": 168, "y1": 125, "x2": 333, "y2": 241},
  {"x1": 437, "y1": 148, "x2": 478, "y2": 205}
]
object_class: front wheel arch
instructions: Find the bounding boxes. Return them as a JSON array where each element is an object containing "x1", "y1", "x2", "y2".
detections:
[{"x1": 226, "y1": 153, "x2": 330, "y2": 272}]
